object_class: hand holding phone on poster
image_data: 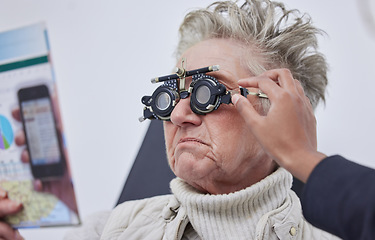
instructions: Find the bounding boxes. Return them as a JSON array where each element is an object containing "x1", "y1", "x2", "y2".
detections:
[
  {"x1": 11, "y1": 85, "x2": 78, "y2": 215},
  {"x1": 17, "y1": 85, "x2": 65, "y2": 180}
]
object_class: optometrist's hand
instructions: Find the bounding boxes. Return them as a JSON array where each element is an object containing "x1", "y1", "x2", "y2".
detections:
[
  {"x1": 232, "y1": 68, "x2": 326, "y2": 182},
  {"x1": 0, "y1": 188, "x2": 24, "y2": 240}
]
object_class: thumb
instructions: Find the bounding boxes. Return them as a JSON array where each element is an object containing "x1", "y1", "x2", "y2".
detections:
[{"x1": 232, "y1": 94, "x2": 261, "y2": 125}]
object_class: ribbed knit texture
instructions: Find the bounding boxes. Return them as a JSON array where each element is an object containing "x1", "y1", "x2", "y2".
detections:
[{"x1": 171, "y1": 168, "x2": 292, "y2": 240}]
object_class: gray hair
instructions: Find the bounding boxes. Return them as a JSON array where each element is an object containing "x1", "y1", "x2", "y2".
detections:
[{"x1": 175, "y1": 0, "x2": 328, "y2": 109}]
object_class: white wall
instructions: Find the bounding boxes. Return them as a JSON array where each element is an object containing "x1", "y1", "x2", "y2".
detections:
[{"x1": 0, "y1": 0, "x2": 374, "y2": 239}]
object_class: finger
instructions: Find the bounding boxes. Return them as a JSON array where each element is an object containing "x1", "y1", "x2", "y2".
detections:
[
  {"x1": 0, "y1": 189, "x2": 7, "y2": 200},
  {"x1": 20, "y1": 149, "x2": 29, "y2": 164},
  {"x1": 239, "y1": 77, "x2": 285, "y2": 102},
  {"x1": 0, "y1": 222, "x2": 18, "y2": 240},
  {"x1": 261, "y1": 69, "x2": 296, "y2": 90},
  {"x1": 0, "y1": 199, "x2": 22, "y2": 218},
  {"x1": 294, "y1": 79, "x2": 308, "y2": 99},
  {"x1": 305, "y1": 96, "x2": 314, "y2": 112},
  {"x1": 14, "y1": 131, "x2": 25, "y2": 147},
  {"x1": 33, "y1": 180, "x2": 43, "y2": 192},
  {"x1": 232, "y1": 93, "x2": 262, "y2": 126},
  {"x1": 11, "y1": 108, "x2": 21, "y2": 122},
  {"x1": 237, "y1": 76, "x2": 270, "y2": 88},
  {"x1": 293, "y1": 79, "x2": 313, "y2": 109},
  {"x1": 238, "y1": 76, "x2": 277, "y2": 91},
  {"x1": 14, "y1": 230, "x2": 24, "y2": 240}
]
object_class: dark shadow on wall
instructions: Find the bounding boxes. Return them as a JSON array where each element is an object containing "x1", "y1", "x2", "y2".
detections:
[{"x1": 117, "y1": 120, "x2": 175, "y2": 204}]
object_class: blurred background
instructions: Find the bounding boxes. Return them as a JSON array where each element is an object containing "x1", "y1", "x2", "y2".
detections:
[{"x1": 0, "y1": 0, "x2": 374, "y2": 239}]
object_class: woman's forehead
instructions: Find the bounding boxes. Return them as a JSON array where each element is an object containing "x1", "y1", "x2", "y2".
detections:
[{"x1": 179, "y1": 39, "x2": 245, "y2": 64}]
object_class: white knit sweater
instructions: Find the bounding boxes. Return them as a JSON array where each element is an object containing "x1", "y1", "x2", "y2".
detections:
[
  {"x1": 172, "y1": 167, "x2": 292, "y2": 239},
  {"x1": 65, "y1": 168, "x2": 341, "y2": 240}
]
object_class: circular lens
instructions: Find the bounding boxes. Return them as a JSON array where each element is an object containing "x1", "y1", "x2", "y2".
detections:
[
  {"x1": 195, "y1": 85, "x2": 211, "y2": 104},
  {"x1": 155, "y1": 92, "x2": 171, "y2": 111}
]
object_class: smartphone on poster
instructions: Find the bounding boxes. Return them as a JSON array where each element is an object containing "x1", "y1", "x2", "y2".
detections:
[{"x1": 17, "y1": 84, "x2": 65, "y2": 180}]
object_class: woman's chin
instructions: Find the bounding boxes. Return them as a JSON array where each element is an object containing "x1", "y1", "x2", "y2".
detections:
[{"x1": 174, "y1": 157, "x2": 217, "y2": 186}]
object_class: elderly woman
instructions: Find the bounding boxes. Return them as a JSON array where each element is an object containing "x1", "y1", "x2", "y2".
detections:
[
  {"x1": 66, "y1": 1, "x2": 339, "y2": 239},
  {"x1": 1, "y1": 1, "x2": 341, "y2": 240}
]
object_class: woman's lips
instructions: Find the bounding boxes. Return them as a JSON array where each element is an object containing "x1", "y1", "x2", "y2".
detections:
[{"x1": 178, "y1": 138, "x2": 206, "y2": 145}]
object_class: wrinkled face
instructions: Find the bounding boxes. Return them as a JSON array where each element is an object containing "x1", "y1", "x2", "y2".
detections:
[{"x1": 164, "y1": 38, "x2": 276, "y2": 194}]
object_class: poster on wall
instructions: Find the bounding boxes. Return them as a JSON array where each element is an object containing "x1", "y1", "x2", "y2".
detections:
[{"x1": 0, "y1": 22, "x2": 80, "y2": 228}]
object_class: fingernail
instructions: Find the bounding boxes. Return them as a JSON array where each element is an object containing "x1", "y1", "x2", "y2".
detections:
[
  {"x1": 10, "y1": 201, "x2": 22, "y2": 209},
  {"x1": 0, "y1": 189, "x2": 7, "y2": 198},
  {"x1": 33, "y1": 180, "x2": 43, "y2": 191},
  {"x1": 232, "y1": 94, "x2": 241, "y2": 105},
  {"x1": 14, "y1": 230, "x2": 24, "y2": 240}
]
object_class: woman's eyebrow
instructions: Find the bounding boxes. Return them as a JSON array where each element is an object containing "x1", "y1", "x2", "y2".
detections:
[{"x1": 208, "y1": 71, "x2": 238, "y2": 89}]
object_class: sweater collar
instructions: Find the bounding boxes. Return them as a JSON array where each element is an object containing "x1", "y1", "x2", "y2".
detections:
[{"x1": 170, "y1": 167, "x2": 293, "y2": 240}]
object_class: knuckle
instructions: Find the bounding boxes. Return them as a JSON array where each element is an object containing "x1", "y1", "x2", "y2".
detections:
[
  {"x1": 277, "y1": 91, "x2": 290, "y2": 101},
  {"x1": 280, "y1": 68, "x2": 291, "y2": 74},
  {"x1": 276, "y1": 90, "x2": 303, "y2": 106},
  {"x1": 281, "y1": 68, "x2": 294, "y2": 79},
  {"x1": 267, "y1": 68, "x2": 291, "y2": 76}
]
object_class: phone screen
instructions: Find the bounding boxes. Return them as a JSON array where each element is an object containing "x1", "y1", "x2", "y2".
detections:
[{"x1": 21, "y1": 97, "x2": 61, "y2": 165}]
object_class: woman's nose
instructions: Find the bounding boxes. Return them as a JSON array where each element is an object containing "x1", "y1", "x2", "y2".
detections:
[{"x1": 169, "y1": 97, "x2": 202, "y2": 126}]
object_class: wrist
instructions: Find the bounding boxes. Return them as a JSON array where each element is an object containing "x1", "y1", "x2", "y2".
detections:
[{"x1": 281, "y1": 150, "x2": 326, "y2": 183}]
